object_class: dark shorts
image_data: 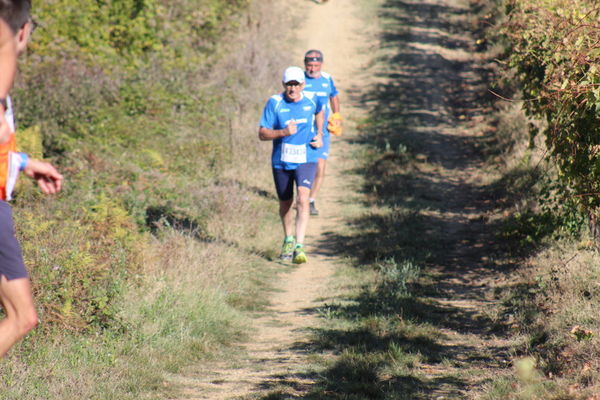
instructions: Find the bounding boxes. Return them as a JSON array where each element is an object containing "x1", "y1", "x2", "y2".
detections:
[
  {"x1": 272, "y1": 163, "x2": 318, "y2": 201},
  {"x1": 0, "y1": 201, "x2": 28, "y2": 281}
]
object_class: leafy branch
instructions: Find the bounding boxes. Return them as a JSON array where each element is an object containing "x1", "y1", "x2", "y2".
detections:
[{"x1": 503, "y1": 0, "x2": 600, "y2": 224}]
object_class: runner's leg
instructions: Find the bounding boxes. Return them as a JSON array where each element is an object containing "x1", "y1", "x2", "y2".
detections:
[
  {"x1": 294, "y1": 163, "x2": 318, "y2": 244},
  {"x1": 279, "y1": 199, "x2": 294, "y2": 237},
  {"x1": 273, "y1": 168, "x2": 296, "y2": 238},
  {"x1": 295, "y1": 186, "x2": 311, "y2": 244},
  {"x1": 0, "y1": 276, "x2": 38, "y2": 357},
  {"x1": 309, "y1": 158, "x2": 327, "y2": 201}
]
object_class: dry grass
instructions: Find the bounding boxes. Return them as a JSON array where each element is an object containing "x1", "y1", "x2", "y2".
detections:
[
  {"x1": 0, "y1": 0, "x2": 297, "y2": 398},
  {"x1": 481, "y1": 241, "x2": 600, "y2": 399}
]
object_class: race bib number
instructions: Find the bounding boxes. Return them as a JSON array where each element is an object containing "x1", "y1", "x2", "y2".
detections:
[{"x1": 281, "y1": 143, "x2": 307, "y2": 164}]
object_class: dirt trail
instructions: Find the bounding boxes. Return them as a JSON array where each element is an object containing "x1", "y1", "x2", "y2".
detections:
[
  {"x1": 359, "y1": 0, "x2": 515, "y2": 396},
  {"x1": 166, "y1": 1, "x2": 369, "y2": 398},
  {"x1": 169, "y1": 0, "x2": 512, "y2": 398}
]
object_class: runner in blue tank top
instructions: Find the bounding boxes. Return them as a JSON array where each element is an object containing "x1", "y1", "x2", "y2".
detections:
[
  {"x1": 303, "y1": 49, "x2": 342, "y2": 216},
  {"x1": 259, "y1": 66, "x2": 325, "y2": 264}
]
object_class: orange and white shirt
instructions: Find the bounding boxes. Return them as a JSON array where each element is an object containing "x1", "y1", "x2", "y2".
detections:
[{"x1": 0, "y1": 97, "x2": 25, "y2": 201}]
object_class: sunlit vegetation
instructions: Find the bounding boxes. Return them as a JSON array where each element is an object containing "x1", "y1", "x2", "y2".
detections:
[{"x1": 1, "y1": 1, "x2": 291, "y2": 398}]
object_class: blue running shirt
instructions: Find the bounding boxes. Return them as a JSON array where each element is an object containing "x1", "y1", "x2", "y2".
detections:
[
  {"x1": 304, "y1": 71, "x2": 339, "y2": 135},
  {"x1": 260, "y1": 92, "x2": 325, "y2": 170}
]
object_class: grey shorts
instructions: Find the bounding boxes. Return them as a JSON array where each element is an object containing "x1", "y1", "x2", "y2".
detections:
[{"x1": 0, "y1": 201, "x2": 28, "y2": 281}]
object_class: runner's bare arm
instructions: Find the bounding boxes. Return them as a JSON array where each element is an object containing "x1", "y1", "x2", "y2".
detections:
[
  {"x1": 311, "y1": 110, "x2": 324, "y2": 148},
  {"x1": 259, "y1": 120, "x2": 298, "y2": 141},
  {"x1": 330, "y1": 95, "x2": 340, "y2": 114},
  {"x1": 330, "y1": 95, "x2": 342, "y2": 127},
  {"x1": 316, "y1": 109, "x2": 324, "y2": 136}
]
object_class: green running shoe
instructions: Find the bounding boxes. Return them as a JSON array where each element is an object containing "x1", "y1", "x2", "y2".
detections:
[
  {"x1": 292, "y1": 245, "x2": 308, "y2": 264},
  {"x1": 279, "y1": 237, "x2": 295, "y2": 261}
]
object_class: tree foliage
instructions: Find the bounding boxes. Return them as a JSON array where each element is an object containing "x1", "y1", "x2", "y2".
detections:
[
  {"x1": 503, "y1": 0, "x2": 600, "y2": 223},
  {"x1": 30, "y1": 0, "x2": 248, "y2": 66}
]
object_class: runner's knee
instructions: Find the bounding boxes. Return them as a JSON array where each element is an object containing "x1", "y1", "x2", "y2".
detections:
[
  {"x1": 17, "y1": 308, "x2": 38, "y2": 335},
  {"x1": 279, "y1": 199, "x2": 293, "y2": 212},
  {"x1": 2, "y1": 307, "x2": 37, "y2": 337},
  {"x1": 296, "y1": 188, "x2": 310, "y2": 204}
]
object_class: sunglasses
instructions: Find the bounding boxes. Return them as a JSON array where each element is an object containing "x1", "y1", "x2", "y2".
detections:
[
  {"x1": 304, "y1": 57, "x2": 323, "y2": 63},
  {"x1": 285, "y1": 81, "x2": 302, "y2": 87}
]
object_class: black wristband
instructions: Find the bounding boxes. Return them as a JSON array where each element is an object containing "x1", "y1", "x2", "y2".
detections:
[{"x1": 0, "y1": 98, "x2": 6, "y2": 112}]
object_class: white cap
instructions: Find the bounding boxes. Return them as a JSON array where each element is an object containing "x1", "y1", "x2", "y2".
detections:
[{"x1": 282, "y1": 66, "x2": 305, "y2": 83}]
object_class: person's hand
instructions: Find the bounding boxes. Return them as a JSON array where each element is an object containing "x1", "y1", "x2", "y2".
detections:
[
  {"x1": 310, "y1": 134, "x2": 323, "y2": 148},
  {"x1": 23, "y1": 159, "x2": 63, "y2": 194},
  {"x1": 284, "y1": 120, "x2": 298, "y2": 136}
]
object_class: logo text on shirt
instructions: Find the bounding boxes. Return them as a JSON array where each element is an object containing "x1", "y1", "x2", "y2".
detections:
[{"x1": 286, "y1": 118, "x2": 308, "y2": 125}]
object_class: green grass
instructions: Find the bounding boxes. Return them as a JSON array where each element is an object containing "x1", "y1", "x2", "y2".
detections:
[
  {"x1": 1, "y1": 0, "x2": 291, "y2": 398},
  {"x1": 1, "y1": 223, "x2": 282, "y2": 399},
  {"x1": 283, "y1": 250, "x2": 453, "y2": 399}
]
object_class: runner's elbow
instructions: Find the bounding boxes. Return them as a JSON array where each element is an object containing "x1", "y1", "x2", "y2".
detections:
[{"x1": 258, "y1": 128, "x2": 270, "y2": 141}]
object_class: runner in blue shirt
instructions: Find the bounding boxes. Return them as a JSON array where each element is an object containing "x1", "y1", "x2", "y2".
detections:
[
  {"x1": 259, "y1": 66, "x2": 325, "y2": 264},
  {"x1": 303, "y1": 49, "x2": 342, "y2": 216}
]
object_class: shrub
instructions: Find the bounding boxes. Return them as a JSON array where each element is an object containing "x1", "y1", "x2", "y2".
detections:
[{"x1": 502, "y1": 0, "x2": 600, "y2": 241}]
